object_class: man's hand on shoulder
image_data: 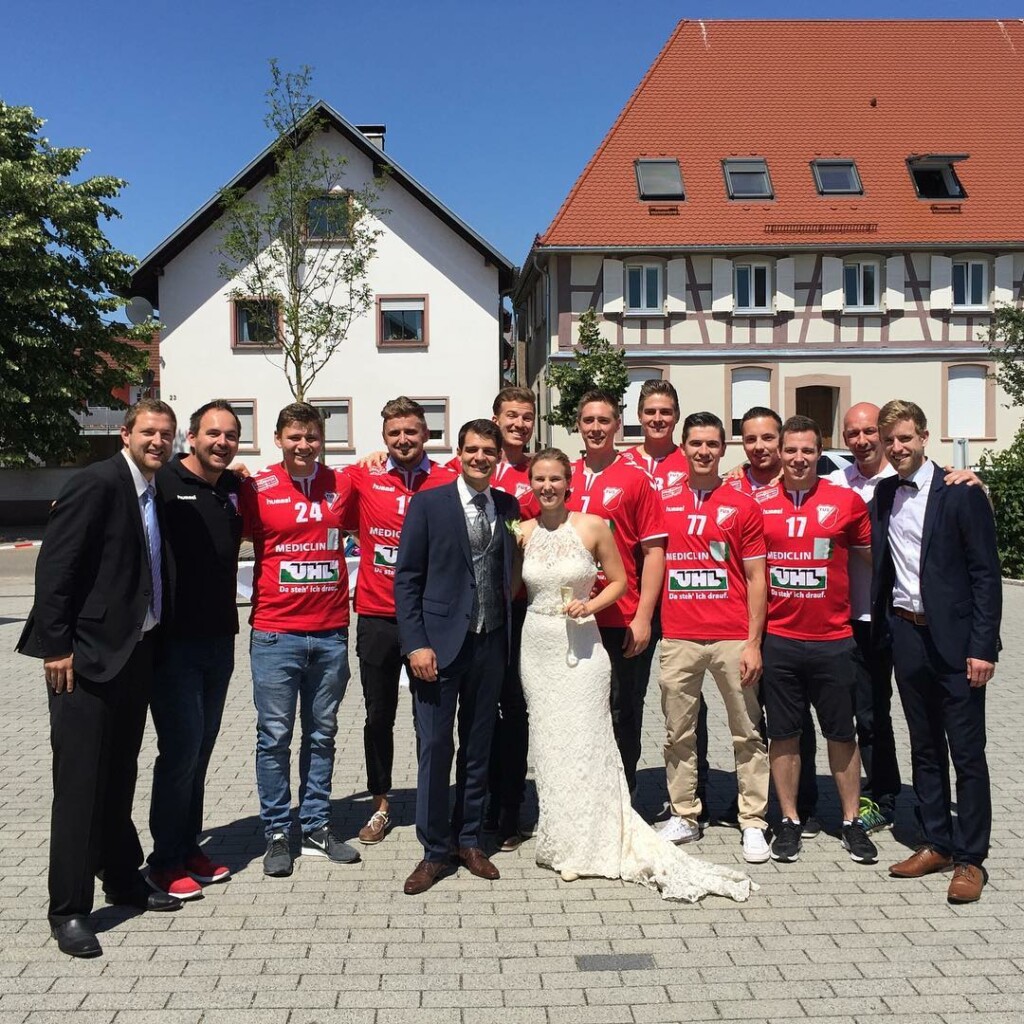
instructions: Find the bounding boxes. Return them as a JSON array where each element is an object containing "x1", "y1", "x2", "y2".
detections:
[
  {"x1": 409, "y1": 648, "x2": 438, "y2": 682},
  {"x1": 44, "y1": 654, "x2": 75, "y2": 694},
  {"x1": 966, "y1": 658, "x2": 994, "y2": 688},
  {"x1": 357, "y1": 450, "x2": 388, "y2": 469},
  {"x1": 943, "y1": 467, "x2": 984, "y2": 488}
]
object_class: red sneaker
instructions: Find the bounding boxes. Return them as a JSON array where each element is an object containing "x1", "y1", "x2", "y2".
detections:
[
  {"x1": 147, "y1": 867, "x2": 203, "y2": 900},
  {"x1": 184, "y1": 850, "x2": 231, "y2": 884}
]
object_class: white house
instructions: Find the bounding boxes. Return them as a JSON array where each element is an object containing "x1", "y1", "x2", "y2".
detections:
[{"x1": 131, "y1": 103, "x2": 515, "y2": 463}]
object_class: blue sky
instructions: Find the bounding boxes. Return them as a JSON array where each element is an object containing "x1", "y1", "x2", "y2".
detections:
[{"x1": 3, "y1": 1, "x2": 1011, "y2": 277}]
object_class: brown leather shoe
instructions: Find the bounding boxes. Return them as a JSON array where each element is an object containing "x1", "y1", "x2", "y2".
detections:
[
  {"x1": 947, "y1": 863, "x2": 985, "y2": 903},
  {"x1": 403, "y1": 859, "x2": 444, "y2": 895},
  {"x1": 889, "y1": 846, "x2": 953, "y2": 878},
  {"x1": 455, "y1": 847, "x2": 500, "y2": 880},
  {"x1": 358, "y1": 809, "x2": 391, "y2": 845}
]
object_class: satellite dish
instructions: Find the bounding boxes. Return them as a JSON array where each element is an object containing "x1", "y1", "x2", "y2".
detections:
[{"x1": 125, "y1": 296, "x2": 155, "y2": 325}]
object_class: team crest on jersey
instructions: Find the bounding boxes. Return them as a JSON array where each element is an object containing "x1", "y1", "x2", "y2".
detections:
[
  {"x1": 323, "y1": 492, "x2": 337, "y2": 506},
  {"x1": 716, "y1": 505, "x2": 738, "y2": 528},
  {"x1": 602, "y1": 487, "x2": 623, "y2": 510},
  {"x1": 667, "y1": 471, "x2": 686, "y2": 487},
  {"x1": 256, "y1": 474, "x2": 279, "y2": 492},
  {"x1": 515, "y1": 482, "x2": 531, "y2": 499},
  {"x1": 817, "y1": 504, "x2": 839, "y2": 529},
  {"x1": 754, "y1": 486, "x2": 779, "y2": 503}
]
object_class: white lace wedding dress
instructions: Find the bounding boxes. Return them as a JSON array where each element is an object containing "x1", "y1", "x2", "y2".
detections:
[{"x1": 520, "y1": 517, "x2": 754, "y2": 903}]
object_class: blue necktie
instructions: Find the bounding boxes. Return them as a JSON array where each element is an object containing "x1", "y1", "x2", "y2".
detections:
[{"x1": 142, "y1": 486, "x2": 162, "y2": 623}]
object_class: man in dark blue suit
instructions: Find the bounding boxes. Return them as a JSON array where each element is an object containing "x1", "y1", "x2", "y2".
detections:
[
  {"x1": 394, "y1": 419, "x2": 519, "y2": 894},
  {"x1": 871, "y1": 400, "x2": 1001, "y2": 903}
]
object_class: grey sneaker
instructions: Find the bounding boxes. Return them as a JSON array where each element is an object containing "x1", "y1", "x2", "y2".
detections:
[
  {"x1": 858, "y1": 796, "x2": 893, "y2": 834},
  {"x1": 301, "y1": 825, "x2": 361, "y2": 864},
  {"x1": 263, "y1": 832, "x2": 293, "y2": 877}
]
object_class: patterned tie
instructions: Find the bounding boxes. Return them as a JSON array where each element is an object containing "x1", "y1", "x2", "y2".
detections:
[
  {"x1": 141, "y1": 485, "x2": 162, "y2": 623},
  {"x1": 471, "y1": 492, "x2": 491, "y2": 548}
]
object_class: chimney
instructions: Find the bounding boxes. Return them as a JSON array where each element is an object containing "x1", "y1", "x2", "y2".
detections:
[{"x1": 356, "y1": 124, "x2": 386, "y2": 151}]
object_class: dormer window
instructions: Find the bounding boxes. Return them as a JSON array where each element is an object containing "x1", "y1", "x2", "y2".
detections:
[
  {"x1": 908, "y1": 155, "x2": 967, "y2": 200},
  {"x1": 723, "y1": 159, "x2": 773, "y2": 199},
  {"x1": 811, "y1": 160, "x2": 862, "y2": 195},
  {"x1": 635, "y1": 159, "x2": 684, "y2": 200}
]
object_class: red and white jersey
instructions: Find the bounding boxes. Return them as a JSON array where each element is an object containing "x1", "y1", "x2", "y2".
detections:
[
  {"x1": 727, "y1": 467, "x2": 776, "y2": 497},
  {"x1": 622, "y1": 445, "x2": 690, "y2": 495},
  {"x1": 566, "y1": 455, "x2": 667, "y2": 628},
  {"x1": 446, "y1": 455, "x2": 540, "y2": 519},
  {"x1": 340, "y1": 457, "x2": 456, "y2": 617},
  {"x1": 240, "y1": 463, "x2": 353, "y2": 632},
  {"x1": 660, "y1": 483, "x2": 766, "y2": 641},
  {"x1": 755, "y1": 480, "x2": 871, "y2": 641}
]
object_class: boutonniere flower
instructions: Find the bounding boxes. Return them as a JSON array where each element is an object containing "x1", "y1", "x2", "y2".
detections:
[{"x1": 505, "y1": 519, "x2": 523, "y2": 539}]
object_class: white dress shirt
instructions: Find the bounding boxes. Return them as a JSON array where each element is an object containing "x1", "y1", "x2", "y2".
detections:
[
  {"x1": 121, "y1": 449, "x2": 159, "y2": 632},
  {"x1": 829, "y1": 460, "x2": 896, "y2": 621},
  {"x1": 888, "y1": 459, "x2": 934, "y2": 616},
  {"x1": 456, "y1": 474, "x2": 496, "y2": 533}
]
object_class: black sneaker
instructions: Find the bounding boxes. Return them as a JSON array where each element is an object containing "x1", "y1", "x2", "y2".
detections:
[
  {"x1": 770, "y1": 818, "x2": 803, "y2": 863},
  {"x1": 711, "y1": 799, "x2": 740, "y2": 829},
  {"x1": 800, "y1": 815, "x2": 822, "y2": 839},
  {"x1": 841, "y1": 818, "x2": 879, "y2": 863},
  {"x1": 263, "y1": 832, "x2": 293, "y2": 877},
  {"x1": 301, "y1": 825, "x2": 361, "y2": 864}
]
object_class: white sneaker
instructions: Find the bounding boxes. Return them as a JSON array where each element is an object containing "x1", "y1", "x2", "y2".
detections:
[
  {"x1": 658, "y1": 816, "x2": 700, "y2": 844},
  {"x1": 742, "y1": 827, "x2": 771, "y2": 864}
]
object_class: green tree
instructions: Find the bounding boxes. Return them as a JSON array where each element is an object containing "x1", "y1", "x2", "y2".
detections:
[
  {"x1": 544, "y1": 308, "x2": 629, "y2": 429},
  {"x1": 217, "y1": 61, "x2": 386, "y2": 401},
  {"x1": 985, "y1": 305, "x2": 1024, "y2": 405},
  {"x1": 978, "y1": 425, "x2": 1024, "y2": 578},
  {"x1": 0, "y1": 101, "x2": 147, "y2": 467}
]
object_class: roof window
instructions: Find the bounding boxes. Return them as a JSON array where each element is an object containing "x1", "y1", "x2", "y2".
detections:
[
  {"x1": 812, "y1": 160, "x2": 863, "y2": 195},
  {"x1": 907, "y1": 154, "x2": 967, "y2": 200},
  {"x1": 723, "y1": 159, "x2": 773, "y2": 199},
  {"x1": 635, "y1": 159, "x2": 685, "y2": 200}
]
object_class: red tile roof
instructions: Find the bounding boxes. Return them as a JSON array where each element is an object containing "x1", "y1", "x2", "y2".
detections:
[{"x1": 540, "y1": 20, "x2": 1024, "y2": 249}]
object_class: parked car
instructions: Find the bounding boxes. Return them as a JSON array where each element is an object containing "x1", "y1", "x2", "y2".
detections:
[{"x1": 817, "y1": 449, "x2": 854, "y2": 476}]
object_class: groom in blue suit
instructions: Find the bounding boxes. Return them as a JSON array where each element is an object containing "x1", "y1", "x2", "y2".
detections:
[{"x1": 394, "y1": 419, "x2": 519, "y2": 894}]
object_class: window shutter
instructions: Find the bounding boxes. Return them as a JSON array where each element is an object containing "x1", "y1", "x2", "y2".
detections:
[
  {"x1": 930, "y1": 255, "x2": 953, "y2": 311},
  {"x1": 775, "y1": 257, "x2": 795, "y2": 312},
  {"x1": 994, "y1": 254, "x2": 1015, "y2": 307},
  {"x1": 821, "y1": 257, "x2": 843, "y2": 311},
  {"x1": 602, "y1": 259, "x2": 624, "y2": 314},
  {"x1": 666, "y1": 258, "x2": 687, "y2": 313},
  {"x1": 947, "y1": 365, "x2": 986, "y2": 438},
  {"x1": 885, "y1": 256, "x2": 905, "y2": 311},
  {"x1": 711, "y1": 258, "x2": 733, "y2": 313}
]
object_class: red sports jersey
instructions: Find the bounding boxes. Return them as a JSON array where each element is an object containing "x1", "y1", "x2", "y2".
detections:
[
  {"x1": 660, "y1": 483, "x2": 766, "y2": 641},
  {"x1": 566, "y1": 455, "x2": 667, "y2": 628},
  {"x1": 446, "y1": 455, "x2": 540, "y2": 519},
  {"x1": 622, "y1": 445, "x2": 690, "y2": 494},
  {"x1": 728, "y1": 467, "x2": 774, "y2": 497},
  {"x1": 755, "y1": 480, "x2": 871, "y2": 641},
  {"x1": 340, "y1": 459, "x2": 456, "y2": 617},
  {"x1": 240, "y1": 463, "x2": 353, "y2": 632}
]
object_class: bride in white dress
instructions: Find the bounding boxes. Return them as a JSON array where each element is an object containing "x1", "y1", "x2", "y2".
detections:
[{"x1": 517, "y1": 449, "x2": 754, "y2": 903}]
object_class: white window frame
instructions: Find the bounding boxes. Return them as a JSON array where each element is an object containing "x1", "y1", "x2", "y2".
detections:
[
  {"x1": 620, "y1": 368, "x2": 664, "y2": 443},
  {"x1": 733, "y1": 261, "x2": 772, "y2": 314},
  {"x1": 952, "y1": 260, "x2": 989, "y2": 311},
  {"x1": 309, "y1": 398, "x2": 353, "y2": 452},
  {"x1": 946, "y1": 364, "x2": 987, "y2": 439},
  {"x1": 843, "y1": 260, "x2": 882, "y2": 312},
  {"x1": 730, "y1": 367, "x2": 772, "y2": 439},
  {"x1": 625, "y1": 262, "x2": 663, "y2": 315}
]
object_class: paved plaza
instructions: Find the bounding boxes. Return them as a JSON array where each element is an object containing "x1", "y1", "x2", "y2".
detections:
[{"x1": 0, "y1": 544, "x2": 1021, "y2": 1024}]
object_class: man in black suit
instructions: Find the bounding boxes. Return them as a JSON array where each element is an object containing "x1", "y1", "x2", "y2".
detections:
[
  {"x1": 18, "y1": 399, "x2": 183, "y2": 957},
  {"x1": 871, "y1": 399, "x2": 1001, "y2": 904},
  {"x1": 394, "y1": 419, "x2": 518, "y2": 895}
]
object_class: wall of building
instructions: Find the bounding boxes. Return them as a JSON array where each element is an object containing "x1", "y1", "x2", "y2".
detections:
[{"x1": 158, "y1": 128, "x2": 502, "y2": 467}]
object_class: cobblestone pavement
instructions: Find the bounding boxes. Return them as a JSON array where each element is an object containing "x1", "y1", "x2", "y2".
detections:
[{"x1": 1, "y1": 549, "x2": 1021, "y2": 1024}]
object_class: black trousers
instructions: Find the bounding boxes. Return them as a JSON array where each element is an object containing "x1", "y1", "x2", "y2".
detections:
[
  {"x1": 487, "y1": 601, "x2": 529, "y2": 814},
  {"x1": 600, "y1": 625, "x2": 651, "y2": 793},
  {"x1": 411, "y1": 627, "x2": 505, "y2": 861},
  {"x1": 890, "y1": 614, "x2": 990, "y2": 866},
  {"x1": 47, "y1": 632, "x2": 155, "y2": 925},
  {"x1": 356, "y1": 614, "x2": 406, "y2": 796},
  {"x1": 851, "y1": 619, "x2": 901, "y2": 812}
]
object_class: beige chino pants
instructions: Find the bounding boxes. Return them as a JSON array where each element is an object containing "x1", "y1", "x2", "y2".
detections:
[{"x1": 659, "y1": 638, "x2": 769, "y2": 830}]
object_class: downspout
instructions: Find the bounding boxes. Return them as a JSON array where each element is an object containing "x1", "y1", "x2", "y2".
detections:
[{"x1": 533, "y1": 250, "x2": 552, "y2": 447}]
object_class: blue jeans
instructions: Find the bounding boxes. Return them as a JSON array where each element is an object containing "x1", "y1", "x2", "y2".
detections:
[
  {"x1": 250, "y1": 628, "x2": 350, "y2": 837},
  {"x1": 149, "y1": 636, "x2": 234, "y2": 870}
]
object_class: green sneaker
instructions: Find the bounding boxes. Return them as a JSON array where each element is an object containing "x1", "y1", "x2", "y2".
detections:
[{"x1": 858, "y1": 797, "x2": 891, "y2": 834}]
